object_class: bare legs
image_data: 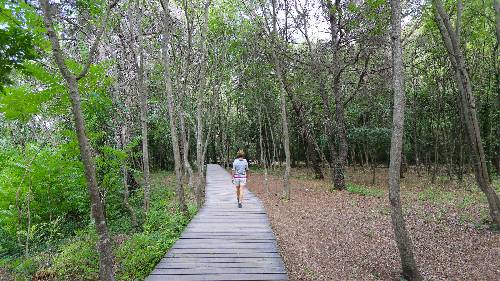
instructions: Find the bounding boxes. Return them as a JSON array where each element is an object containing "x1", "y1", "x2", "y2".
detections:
[
  {"x1": 236, "y1": 183, "x2": 245, "y2": 208},
  {"x1": 235, "y1": 184, "x2": 245, "y2": 204}
]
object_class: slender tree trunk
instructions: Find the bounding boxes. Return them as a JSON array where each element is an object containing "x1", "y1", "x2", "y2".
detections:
[
  {"x1": 389, "y1": 1, "x2": 423, "y2": 280},
  {"x1": 271, "y1": 0, "x2": 292, "y2": 200},
  {"x1": 434, "y1": 0, "x2": 500, "y2": 226},
  {"x1": 333, "y1": 79, "x2": 348, "y2": 189},
  {"x1": 493, "y1": 0, "x2": 500, "y2": 175},
  {"x1": 40, "y1": 1, "x2": 115, "y2": 279},
  {"x1": 25, "y1": 178, "x2": 31, "y2": 257},
  {"x1": 180, "y1": 113, "x2": 194, "y2": 189},
  {"x1": 133, "y1": 0, "x2": 151, "y2": 213},
  {"x1": 179, "y1": 0, "x2": 194, "y2": 190},
  {"x1": 193, "y1": 0, "x2": 211, "y2": 209},
  {"x1": 160, "y1": 0, "x2": 188, "y2": 215},
  {"x1": 266, "y1": 111, "x2": 278, "y2": 170},
  {"x1": 120, "y1": 125, "x2": 137, "y2": 228},
  {"x1": 495, "y1": 0, "x2": 500, "y2": 65},
  {"x1": 258, "y1": 108, "x2": 269, "y2": 194},
  {"x1": 289, "y1": 93, "x2": 324, "y2": 179},
  {"x1": 324, "y1": 0, "x2": 347, "y2": 190}
]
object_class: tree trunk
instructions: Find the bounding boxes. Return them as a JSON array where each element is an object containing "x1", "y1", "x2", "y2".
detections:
[
  {"x1": 133, "y1": 0, "x2": 151, "y2": 213},
  {"x1": 389, "y1": 1, "x2": 423, "y2": 280},
  {"x1": 258, "y1": 108, "x2": 269, "y2": 194},
  {"x1": 271, "y1": 0, "x2": 292, "y2": 200},
  {"x1": 333, "y1": 79, "x2": 348, "y2": 189},
  {"x1": 179, "y1": 0, "x2": 194, "y2": 190},
  {"x1": 40, "y1": 1, "x2": 115, "y2": 279},
  {"x1": 193, "y1": 0, "x2": 211, "y2": 209},
  {"x1": 120, "y1": 125, "x2": 138, "y2": 228},
  {"x1": 324, "y1": 0, "x2": 348, "y2": 190},
  {"x1": 160, "y1": 0, "x2": 188, "y2": 215},
  {"x1": 493, "y1": 0, "x2": 500, "y2": 175},
  {"x1": 180, "y1": 113, "x2": 194, "y2": 189},
  {"x1": 289, "y1": 91, "x2": 324, "y2": 179},
  {"x1": 434, "y1": 0, "x2": 500, "y2": 226}
]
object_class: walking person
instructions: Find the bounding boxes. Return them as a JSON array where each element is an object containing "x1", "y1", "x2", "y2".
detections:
[{"x1": 232, "y1": 149, "x2": 249, "y2": 208}]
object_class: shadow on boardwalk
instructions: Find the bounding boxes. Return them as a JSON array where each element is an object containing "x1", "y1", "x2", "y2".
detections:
[{"x1": 146, "y1": 164, "x2": 288, "y2": 281}]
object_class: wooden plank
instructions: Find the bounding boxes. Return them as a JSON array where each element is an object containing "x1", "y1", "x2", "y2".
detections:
[
  {"x1": 159, "y1": 257, "x2": 284, "y2": 263},
  {"x1": 151, "y1": 268, "x2": 286, "y2": 274},
  {"x1": 146, "y1": 273, "x2": 288, "y2": 281},
  {"x1": 168, "y1": 248, "x2": 279, "y2": 254},
  {"x1": 156, "y1": 262, "x2": 283, "y2": 269},
  {"x1": 166, "y1": 253, "x2": 281, "y2": 258}
]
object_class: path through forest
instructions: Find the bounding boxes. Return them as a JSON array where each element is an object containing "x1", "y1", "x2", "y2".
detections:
[{"x1": 146, "y1": 164, "x2": 288, "y2": 281}]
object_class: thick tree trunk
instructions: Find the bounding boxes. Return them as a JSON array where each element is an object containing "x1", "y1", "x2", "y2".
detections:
[
  {"x1": 434, "y1": 0, "x2": 500, "y2": 226},
  {"x1": 40, "y1": 0, "x2": 114, "y2": 281},
  {"x1": 160, "y1": 0, "x2": 188, "y2": 215},
  {"x1": 40, "y1": 1, "x2": 115, "y2": 280},
  {"x1": 389, "y1": 1, "x2": 423, "y2": 280}
]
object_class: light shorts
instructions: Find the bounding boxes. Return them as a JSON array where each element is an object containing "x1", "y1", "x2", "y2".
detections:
[{"x1": 234, "y1": 178, "x2": 247, "y2": 186}]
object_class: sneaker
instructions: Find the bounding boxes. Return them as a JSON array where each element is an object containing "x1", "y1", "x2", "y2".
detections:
[{"x1": 238, "y1": 202, "x2": 242, "y2": 208}]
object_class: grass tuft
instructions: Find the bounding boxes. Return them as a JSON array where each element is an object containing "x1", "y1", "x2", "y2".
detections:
[{"x1": 346, "y1": 183, "x2": 385, "y2": 198}]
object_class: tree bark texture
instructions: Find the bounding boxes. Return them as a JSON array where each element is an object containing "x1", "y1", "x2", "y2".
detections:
[{"x1": 389, "y1": 0, "x2": 423, "y2": 280}]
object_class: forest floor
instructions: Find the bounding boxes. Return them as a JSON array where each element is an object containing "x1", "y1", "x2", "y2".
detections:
[{"x1": 247, "y1": 166, "x2": 500, "y2": 281}]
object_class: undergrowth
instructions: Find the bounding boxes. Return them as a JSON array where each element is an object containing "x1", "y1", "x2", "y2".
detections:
[
  {"x1": 0, "y1": 171, "x2": 197, "y2": 281},
  {"x1": 346, "y1": 182, "x2": 385, "y2": 198}
]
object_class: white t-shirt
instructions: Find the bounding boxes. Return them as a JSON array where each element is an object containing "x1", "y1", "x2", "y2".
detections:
[{"x1": 232, "y1": 158, "x2": 248, "y2": 178}]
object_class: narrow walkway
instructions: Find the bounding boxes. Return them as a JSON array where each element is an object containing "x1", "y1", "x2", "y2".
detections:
[{"x1": 146, "y1": 164, "x2": 288, "y2": 281}]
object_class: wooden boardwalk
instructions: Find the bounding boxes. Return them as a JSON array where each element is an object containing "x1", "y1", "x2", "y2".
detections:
[{"x1": 146, "y1": 164, "x2": 288, "y2": 281}]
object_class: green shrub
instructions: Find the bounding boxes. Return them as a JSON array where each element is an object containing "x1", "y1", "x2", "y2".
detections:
[
  {"x1": 116, "y1": 202, "x2": 195, "y2": 281},
  {"x1": 116, "y1": 232, "x2": 175, "y2": 281},
  {"x1": 346, "y1": 183, "x2": 385, "y2": 198},
  {"x1": 52, "y1": 231, "x2": 99, "y2": 281}
]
